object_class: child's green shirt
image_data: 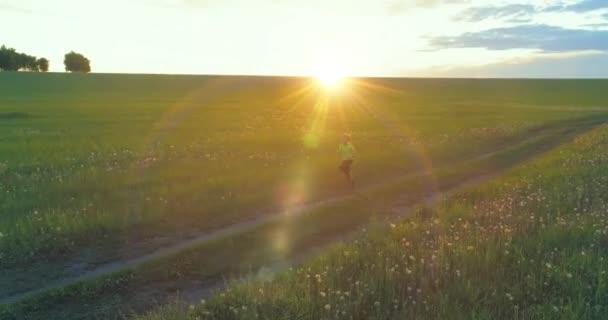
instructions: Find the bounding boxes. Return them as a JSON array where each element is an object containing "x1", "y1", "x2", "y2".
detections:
[{"x1": 338, "y1": 142, "x2": 355, "y2": 160}]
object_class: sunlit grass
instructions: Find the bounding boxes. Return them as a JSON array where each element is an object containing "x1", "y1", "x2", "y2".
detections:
[
  {"x1": 1, "y1": 73, "x2": 608, "y2": 318},
  {"x1": 0, "y1": 73, "x2": 607, "y2": 274},
  {"x1": 140, "y1": 121, "x2": 608, "y2": 320}
]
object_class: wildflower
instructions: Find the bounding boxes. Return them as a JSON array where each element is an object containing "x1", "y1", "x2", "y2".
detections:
[
  {"x1": 320, "y1": 291, "x2": 326, "y2": 297},
  {"x1": 546, "y1": 263, "x2": 552, "y2": 269},
  {"x1": 374, "y1": 301, "x2": 380, "y2": 307},
  {"x1": 324, "y1": 304, "x2": 331, "y2": 311},
  {"x1": 390, "y1": 223, "x2": 396, "y2": 228}
]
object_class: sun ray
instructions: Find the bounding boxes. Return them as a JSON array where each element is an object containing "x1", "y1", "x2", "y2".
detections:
[
  {"x1": 345, "y1": 88, "x2": 439, "y2": 199},
  {"x1": 350, "y1": 78, "x2": 404, "y2": 95},
  {"x1": 276, "y1": 80, "x2": 316, "y2": 105}
]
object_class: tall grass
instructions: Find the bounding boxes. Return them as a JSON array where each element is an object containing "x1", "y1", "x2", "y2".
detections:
[{"x1": 142, "y1": 124, "x2": 608, "y2": 319}]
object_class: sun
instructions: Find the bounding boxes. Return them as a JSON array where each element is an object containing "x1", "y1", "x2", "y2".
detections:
[
  {"x1": 316, "y1": 71, "x2": 344, "y2": 88},
  {"x1": 310, "y1": 48, "x2": 350, "y2": 90}
]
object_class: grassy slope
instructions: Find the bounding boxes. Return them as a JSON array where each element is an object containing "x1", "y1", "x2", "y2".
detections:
[
  {"x1": 139, "y1": 123, "x2": 608, "y2": 320},
  {"x1": 2, "y1": 74, "x2": 607, "y2": 268}
]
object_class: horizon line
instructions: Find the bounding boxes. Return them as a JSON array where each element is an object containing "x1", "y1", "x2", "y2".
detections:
[{"x1": 1, "y1": 71, "x2": 607, "y2": 80}]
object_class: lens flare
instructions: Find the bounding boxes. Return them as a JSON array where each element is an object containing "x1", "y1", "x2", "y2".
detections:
[
  {"x1": 316, "y1": 72, "x2": 343, "y2": 89},
  {"x1": 310, "y1": 47, "x2": 349, "y2": 90}
]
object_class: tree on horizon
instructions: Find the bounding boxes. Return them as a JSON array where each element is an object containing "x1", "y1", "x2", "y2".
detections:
[
  {"x1": 64, "y1": 51, "x2": 91, "y2": 73},
  {"x1": 0, "y1": 45, "x2": 48, "y2": 72},
  {"x1": 36, "y1": 58, "x2": 49, "y2": 72}
]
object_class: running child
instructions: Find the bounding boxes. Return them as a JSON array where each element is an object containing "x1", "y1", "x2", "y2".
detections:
[{"x1": 338, "y1": 133, "x2": 355, "y2": 187}]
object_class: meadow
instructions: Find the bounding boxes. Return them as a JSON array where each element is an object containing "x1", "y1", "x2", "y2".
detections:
[
  {"x1": 141, "y1": 109, "x2": 608, "y2": 320},
  {"x1": 1, "y1": 73, "x2": 608, "y2": 318}
]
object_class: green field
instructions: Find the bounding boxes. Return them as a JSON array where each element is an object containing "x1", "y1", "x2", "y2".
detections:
[
  {"x1": 1, "y1": 73, "x2": 608, "y2": 319},
  {"x1": 142, "y1": 114, "x2": 608, "y2": 320}
]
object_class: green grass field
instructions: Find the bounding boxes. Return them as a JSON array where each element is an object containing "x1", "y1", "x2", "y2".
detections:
[
  {"x1": 1, "y1": 73, "x2": 608, "y2": 319},
  {"x1": 142, "y1": 118, "x2": 608, "y2": 320}
]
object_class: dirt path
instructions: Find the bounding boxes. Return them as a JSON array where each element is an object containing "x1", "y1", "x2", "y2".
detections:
[
  {"x1": 170, "y1": 171, "x2": 505, "y2": 306},
  {"x1": 2, "y1": 116, "x2": 606, "y2": 307}
]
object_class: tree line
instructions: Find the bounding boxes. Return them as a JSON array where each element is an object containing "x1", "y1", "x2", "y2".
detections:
[
  {"x1": 0, "y1": 45, "x2": 48, "y2": 72},
  {"x1": 0, "y1": 45, "x2": 91, "y2": 73}
]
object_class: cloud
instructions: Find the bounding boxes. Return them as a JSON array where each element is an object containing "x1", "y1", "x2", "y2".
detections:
[
  {"x1": 456, "y1": 4, "x2": 536, "y2": 22},
  {"x1": 585, "y1": 23, "x2": 608, "y2": 28},
  {"x1": 560, "y1": 0, "x2": 608, "y2": 13},
  {"x1": 420, "y1": 51, "x2": 608, "y2": 78},
  {"x1": 180, "y1": 0, "x2": 220, "y2": 7},
  {"x1": 386, "y1": 0, "x2": 469, "y2": 14},
  {"x1": 458, "y1": 0, "x2": 608, "y2": 23},
  {"x1": 0, "y1": 2, "x2": 34, "y2": 13},
  {"x1": 430, "y1": 24, "x2": 608, "y2": 52},
  {"x1": 141, "y1": 0, "x2": 222, "y2": 9}
]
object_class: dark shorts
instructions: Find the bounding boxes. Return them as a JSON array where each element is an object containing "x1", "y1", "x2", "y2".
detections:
[{"x1": 339, "y1": 160, "x2": 353, "y2": 174}]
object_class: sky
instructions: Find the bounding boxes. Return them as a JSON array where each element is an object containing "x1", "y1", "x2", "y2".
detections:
[{"x1": 1, "y1": 0, "x2": 607, "y2": 77}]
